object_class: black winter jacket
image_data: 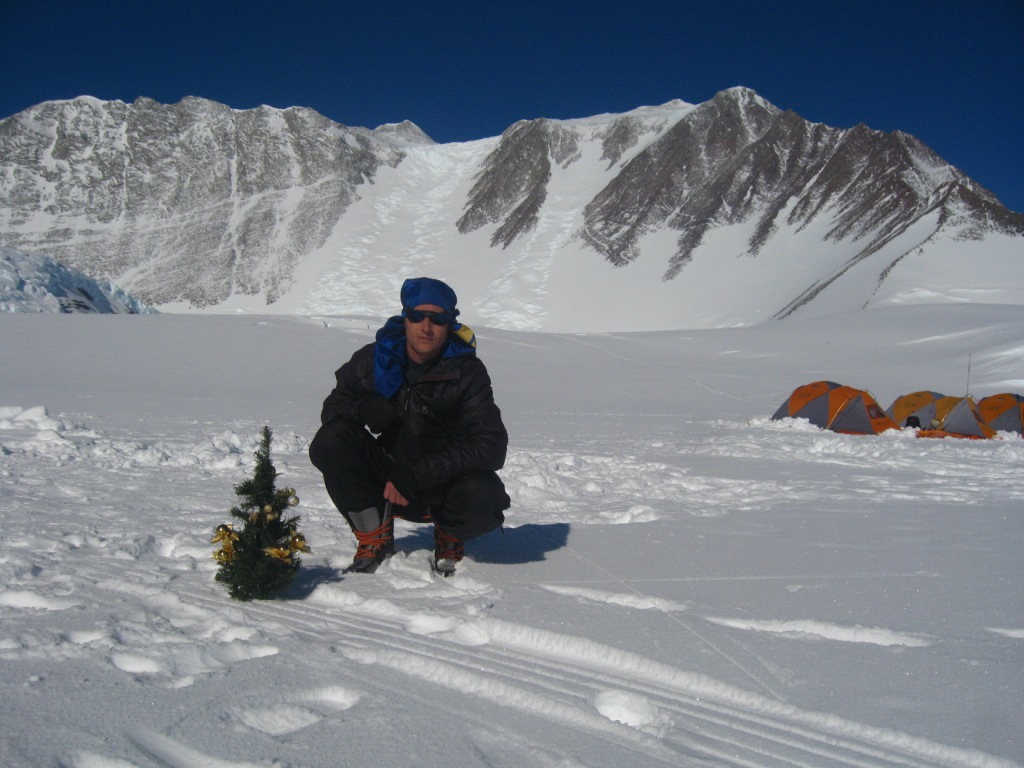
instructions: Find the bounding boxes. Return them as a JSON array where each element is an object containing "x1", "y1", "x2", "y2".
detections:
[{"x1": 320, "y1": 342, "x2": 508, "y2": 493}]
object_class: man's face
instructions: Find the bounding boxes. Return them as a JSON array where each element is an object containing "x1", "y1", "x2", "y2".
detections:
[{"x1": 404, "y1": 303, "x2": 450, "y2": 363}]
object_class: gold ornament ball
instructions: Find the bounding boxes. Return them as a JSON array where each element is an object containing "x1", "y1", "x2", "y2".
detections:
[
  {"x1": 263, "y1": 504, "x2": 274, "y2": 514},
  {"x1": 288, "y1": 495, "x2": 300, "y2": 507}
]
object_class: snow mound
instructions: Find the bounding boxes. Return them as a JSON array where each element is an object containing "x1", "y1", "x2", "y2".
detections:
[{"x1": 0, "y1": 405, "x2": 307, "y2": 469}]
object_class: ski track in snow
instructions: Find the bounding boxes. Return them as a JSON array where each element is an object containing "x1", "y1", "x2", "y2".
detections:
[{"x1": 3, "y1": 405, "x2": 1022, "y2": 767}]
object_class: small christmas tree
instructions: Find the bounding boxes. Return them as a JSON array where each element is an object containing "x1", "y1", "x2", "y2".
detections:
[{"x1": 213, "y1": 426, "x2": 309, "y2": 600}]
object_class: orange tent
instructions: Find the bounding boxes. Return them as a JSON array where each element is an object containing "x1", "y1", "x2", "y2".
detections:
[
  {"x1": 888, "y1": 391, "x2": 996, "y2": 439},
  {"x1": 978, "y1": 393, "x2": 1024, "y2": 435},
  {"x1": 772, "y1": 381, "x2": 900, "y2": 435},
  {"x1": 886, "y1": 390, "x2": 946, "y2": 429}
]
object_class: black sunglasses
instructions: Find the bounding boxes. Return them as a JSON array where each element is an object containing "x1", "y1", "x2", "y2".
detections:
[{"x1": 404, "y1": 307, "x2": 452, "y2": 326}]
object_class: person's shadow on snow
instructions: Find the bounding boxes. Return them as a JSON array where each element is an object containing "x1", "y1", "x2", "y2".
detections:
[
  {"x1": 400, "y1": 522, "x2": 570, "y2": 565},
  {"x1": 282, "y1": 522, "x2": 571, "y2": 597}
]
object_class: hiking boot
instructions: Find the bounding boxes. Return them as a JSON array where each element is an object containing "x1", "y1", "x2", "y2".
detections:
[
  {"x1": 346, "y1": 507, "x2": 394, "y2": 574},
  {"x1": 348, "y1": 520, "x2": 394, "y2": 573},
  {"x1": 433, "y1": 523, "x2": 463, "y2": 576}
]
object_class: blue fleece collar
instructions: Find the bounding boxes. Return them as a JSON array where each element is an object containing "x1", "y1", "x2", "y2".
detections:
[{"x1": 373, "y1": 316, "x2": 477, "y2": 398}]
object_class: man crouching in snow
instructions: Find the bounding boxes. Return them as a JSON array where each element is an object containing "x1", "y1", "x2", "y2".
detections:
[{"x1": 309, "y1": 277, "x2": 510, "y2": 575}]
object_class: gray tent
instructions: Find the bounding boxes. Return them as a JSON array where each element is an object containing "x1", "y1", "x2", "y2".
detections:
[{"x1": 978, "y1": 393, "x2": 1024, "y2": 435}]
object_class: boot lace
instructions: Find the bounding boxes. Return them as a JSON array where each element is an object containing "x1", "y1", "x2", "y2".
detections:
[
  {"x1": 433, "y1": 524, "x2": 464, "y2": 562},
  {"x1": 353, "y1": 519, "x2": 394, "y2": 563}
]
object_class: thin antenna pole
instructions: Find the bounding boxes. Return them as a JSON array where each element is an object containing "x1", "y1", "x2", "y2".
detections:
[{"x1": 966, "y1": 352, "x2": 972, "y2": 396}]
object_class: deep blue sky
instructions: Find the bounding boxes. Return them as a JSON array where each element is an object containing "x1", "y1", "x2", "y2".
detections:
[{"x1": 2, "y1": 0, "x2": 1022, "y2": 211}]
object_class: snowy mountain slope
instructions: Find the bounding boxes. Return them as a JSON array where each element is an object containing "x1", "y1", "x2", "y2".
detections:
[
  {"x1": 0, "y1": 89, "x2": 1021, "y2": 330},
  {"x1": 0, "y1": 245, "x2": 154, "y2": 313},
  {"x1": 0, "y1": 305, "x2": 1022, "y2": 767}
]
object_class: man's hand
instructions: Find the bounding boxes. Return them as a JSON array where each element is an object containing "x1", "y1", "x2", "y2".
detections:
[
  {"x1": 385, "y1": 469, "x2": 417, "y2": 507},
  {"x1": 383, "y1": 481, "x2": 410, "y2": 507}
]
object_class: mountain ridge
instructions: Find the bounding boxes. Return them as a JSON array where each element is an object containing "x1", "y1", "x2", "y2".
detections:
[{"x1": 1, "y1": 88, "x2": 1021, "y2": 330}]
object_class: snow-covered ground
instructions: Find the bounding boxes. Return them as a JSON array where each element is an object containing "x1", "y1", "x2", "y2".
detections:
[{"x1": 1, "y1": 305, "x2": 1022, "y2": 767}]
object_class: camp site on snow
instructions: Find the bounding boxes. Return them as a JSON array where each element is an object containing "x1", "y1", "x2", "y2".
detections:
[{"x1": 771, "y1": 380, "x2": 1023, "y2": 439}]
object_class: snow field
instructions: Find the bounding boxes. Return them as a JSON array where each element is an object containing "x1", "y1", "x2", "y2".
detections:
[{"x1": 1, "y1": 309, "x2": 1022, "y2": 767}]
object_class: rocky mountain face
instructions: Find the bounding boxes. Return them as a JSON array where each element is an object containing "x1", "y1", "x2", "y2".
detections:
[
  {"x1": 465, "y1": 89, "x2": 1021, "y2": 318},
  {"x1": 457, "y1": 118, "x2": 583, "y2": 248},
  {"x1": 0, "y1": 96, "x2": 403, "y2": 307},
  {"x1": 1, "y1": 88, "x2": 1021, "y2": 328}
]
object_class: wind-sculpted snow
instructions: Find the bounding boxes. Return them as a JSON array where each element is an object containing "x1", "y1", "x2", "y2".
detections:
[{"x1": 502, "y1": 447, "x2": 790, "y2": 521}]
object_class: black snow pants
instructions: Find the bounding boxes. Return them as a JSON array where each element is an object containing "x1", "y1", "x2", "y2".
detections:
[{"x1": 309, "y1": 417, "x2": 508, "y2": 542}]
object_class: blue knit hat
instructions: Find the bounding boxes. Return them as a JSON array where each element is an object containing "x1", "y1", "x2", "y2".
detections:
[{"x1": 400, "y1": 277, "x2": 459, "y2": 317}]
